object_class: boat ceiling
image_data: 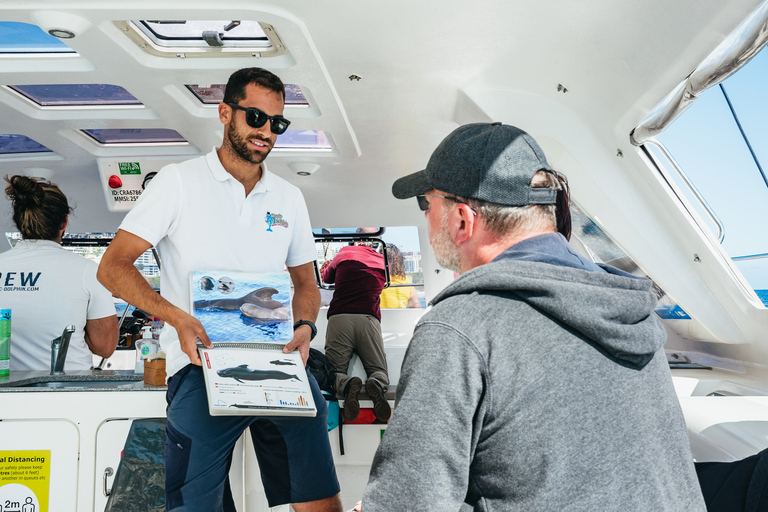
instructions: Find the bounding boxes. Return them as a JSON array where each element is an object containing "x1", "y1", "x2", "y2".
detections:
[{"x1": 0, "y1": 0, "x2": 766, "y2": 350}]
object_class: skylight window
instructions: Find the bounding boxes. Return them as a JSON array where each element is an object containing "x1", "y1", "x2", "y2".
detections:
[
  {"x1": 652, "y1": 47, "x2": 768, "y2": 305},
  {"x1": 81, "y1": 129, "x2": 187, "y2": 146},
  {"x1": 0, "y1": 21, "x2": 76, "y2": 54},
  {"x1": 186, "y1": 84, "x2": 309, "y2": 107},
  {"x1": 0, "y1": 134, "x2": 52, "y2": 154},
  {"x1": 274, "y1": 130, "x2": 332, "y2": 152},
  {"x1": 8, "y1": 84, "x2": 142, "y2": 107},
  {"x1": 138, "y1": 20, "x2": 270, "y2": 47}
]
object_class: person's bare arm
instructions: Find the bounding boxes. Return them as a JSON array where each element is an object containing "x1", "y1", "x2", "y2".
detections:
[
  {"x1": 97, "y1": 229, "x2": 211, "y2": 365},
  {"x1": 407, "y1": 287, "x2": 421, "y2": 308},
  {"x1": 283, "y1": 262, "x2": 321, "y2": 365},
  {"x1": 84, "y1": 315, "x2": 119, "y2": 358}
]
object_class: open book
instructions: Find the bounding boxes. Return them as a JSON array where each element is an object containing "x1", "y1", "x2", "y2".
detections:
[{"x1": 191, "y1": 271, "x2": 316, "y2": 417}]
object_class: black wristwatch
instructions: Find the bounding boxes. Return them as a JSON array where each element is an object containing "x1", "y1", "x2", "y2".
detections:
[{"x1": 293, "y1": 320, "x2": 317, "y2": 341}]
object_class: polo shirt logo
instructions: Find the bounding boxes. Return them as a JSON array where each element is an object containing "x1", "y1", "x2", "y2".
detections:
[{"x1": 265, "y1": 212, "x2": 289, "y2": 232}]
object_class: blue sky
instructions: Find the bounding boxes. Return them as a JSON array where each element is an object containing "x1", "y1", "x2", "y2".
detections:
[{"x1": 657, "y1": 47, "x2": 768, "y2": 290}]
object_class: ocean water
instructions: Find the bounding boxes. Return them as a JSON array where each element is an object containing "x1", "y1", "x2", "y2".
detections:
[
  {"x1": 192, "y1": 271, "x2": 293, "y2": 342},
  {"x1": 757, "y1": 289, "x2": 768, "y2": 307}
]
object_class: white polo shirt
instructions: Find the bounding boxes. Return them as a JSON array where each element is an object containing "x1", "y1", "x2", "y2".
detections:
[
  {"x1": 119, "y1": 148, "x2": 317, "y2": 377},
  {"x1": 0, "y1": 240, "x2": 116, "y2": 371}
]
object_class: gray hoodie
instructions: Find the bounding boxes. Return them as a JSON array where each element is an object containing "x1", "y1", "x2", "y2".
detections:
[{"x1": 363, "y1": 243, "x2": 705, "y2": 511}]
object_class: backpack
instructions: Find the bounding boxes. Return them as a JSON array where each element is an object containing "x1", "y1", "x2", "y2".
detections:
[{"x1": 307, "y1": 348, "x2": 336, "y2": 395}]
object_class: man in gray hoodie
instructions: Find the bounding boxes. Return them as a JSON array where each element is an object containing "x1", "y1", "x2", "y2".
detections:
[{"x1": 362, "y1": 123, "x2": 706, "y2": 511}]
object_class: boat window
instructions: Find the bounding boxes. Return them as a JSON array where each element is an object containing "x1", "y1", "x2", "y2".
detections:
[
  {"x1": 136, "y1": 20, "x2": 271, "y2": 48},
  {"x1": 314, "y1": 226, "x2": 425, "y2": 308},
  {"x1": 0, "y1": 134, "x2": 52, "y2": 154},
  {"x1": 7, "y1": 84, "x2": 142, "y2": 107},
  {"x1": 649, "y1": 47, "x2": 768, "y2": 306},
  {"x1": 4, "y1": 231, "x2": 160, "y2": 290},
  {"x1": 569, "y1": 203, "x2": 691, "y2": 320},
  {"x1": 81, "y1": 129, "x2": 188, "y2": 146},
  {"x1": 0, "y1": 21, "x2": 76, "y2": 54},
  {"x1": 186, "y1": 84, "x2": 309, "y2": 107},
  {"x1": 273, "y1": 130, "x2": 332, "y2": 152}
]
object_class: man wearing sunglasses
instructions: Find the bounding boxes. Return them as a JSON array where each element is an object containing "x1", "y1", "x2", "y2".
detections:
[
  {"x1": 361, "y1": 123, "x2": 705, "y2": 511},
  {"x1": 98, "y1": 68, "x2": 343, "y2": 512}
]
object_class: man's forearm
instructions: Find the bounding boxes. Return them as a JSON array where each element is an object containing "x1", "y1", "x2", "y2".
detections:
[
  {"x1": 98, "y1": 253, "x2": 183, "y2": 326},
  {"x1": 293, "y1": 279, "x2": 320, "y2": 322}
]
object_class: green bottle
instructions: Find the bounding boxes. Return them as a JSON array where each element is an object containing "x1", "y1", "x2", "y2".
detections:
[{"x1": 0, "y1": 309, "x2": 10, "y2": 376}]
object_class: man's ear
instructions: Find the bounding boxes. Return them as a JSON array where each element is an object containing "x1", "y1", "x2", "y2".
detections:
[
  {"x1": 218, "y1": 102, "x2": 232, "y2": 125},
  {"x1": 450, "y1": 204, "x2": 477, "y2": 247}
]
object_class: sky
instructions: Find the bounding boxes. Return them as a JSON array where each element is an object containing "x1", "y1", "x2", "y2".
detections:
[{"x1": 657, "y1": 47, "x2": 768, "y2": 290}]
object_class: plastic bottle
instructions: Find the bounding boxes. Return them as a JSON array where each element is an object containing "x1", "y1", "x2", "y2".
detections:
[
  {"x1": 135, "y1": 326, "x2": 154, "y2": 374},
  {"x1": 0, "y1": 309, "x2": 10, "y2": 377},
  {"x1": 151, "y1": 317, "x2": 162, "y2": 342}
]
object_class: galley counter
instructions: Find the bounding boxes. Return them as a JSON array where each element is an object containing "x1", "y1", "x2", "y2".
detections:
[{"x1": 0, "y1": 370, "x2": 167, "y2": 511}]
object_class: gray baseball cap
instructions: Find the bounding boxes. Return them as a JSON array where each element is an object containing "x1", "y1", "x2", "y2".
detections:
[{"x1": 392, "y1": 122, "x2": 557, "y2": 206}]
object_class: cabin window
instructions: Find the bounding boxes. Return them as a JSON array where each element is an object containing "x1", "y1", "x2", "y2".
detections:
[
  {"x1": 649, "y1": 47, "x2": 768, "y2": 306},
  {"x1": 7, "y1": 84, "x2": 142, "y2": 108},
  {"x1": 569, "y1": 203, "x2": 691, "y2": 320},
  {"x1": 0, "y1": 21, "x2": 76, "y2": 54},
  {"x1": 81, "y1": 129, "x2": 188, "y2": 146},
  {"x1": 0, "y1": 134, "x2": 52, "y2": 154},
  {"x1": 186, "y1": 84, "x2": 309, "y2": 107},
  {"x1": 136, "y1": 20, "x2": 271, "y2": 48},
  {"x1": 273, "y1": 131, "x2": 332, "y2": 152},
  {"x1": 116, "y1": 20, "x2": 286, "y2": 58},
  {"x1": 313, "y1": 226, "x2": 425, "y2": 308}
]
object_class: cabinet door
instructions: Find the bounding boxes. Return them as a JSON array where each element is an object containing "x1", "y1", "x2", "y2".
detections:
[
  {"x1": 0, "y1": 419, "x2": 79, "y2": 512},
  {"x1": 93, "y1": 420, "x2": 133, "y2": 511}
]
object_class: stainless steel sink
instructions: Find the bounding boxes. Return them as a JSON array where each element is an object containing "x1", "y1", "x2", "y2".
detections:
[
  {"x1": 0, "y1": 371, "x2": 145, "y2": 390},
  {"x1": 20, "y1": 380, "x2": 142, "y2": 388}
]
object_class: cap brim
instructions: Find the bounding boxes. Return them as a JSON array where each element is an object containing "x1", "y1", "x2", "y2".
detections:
[{"x1": 392, "y1": 170, "x2": 432, "y2": 199}]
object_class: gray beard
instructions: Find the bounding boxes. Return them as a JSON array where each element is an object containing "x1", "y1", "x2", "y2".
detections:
[{"x1": 430, "y1": 207, "x2": 462, "y2": 274}]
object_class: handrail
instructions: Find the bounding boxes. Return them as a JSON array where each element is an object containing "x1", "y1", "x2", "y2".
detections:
[{"x1": 643, "y1": 140, "x2": 725, "y2": 243}]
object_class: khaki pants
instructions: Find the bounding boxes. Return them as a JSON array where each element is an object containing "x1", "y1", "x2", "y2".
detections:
[{"x1": 324, "y1": 313, "x2": 388, "y2": 400}]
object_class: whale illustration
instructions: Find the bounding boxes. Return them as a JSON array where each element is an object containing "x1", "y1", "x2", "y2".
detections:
[
  {"x1": 270, "y1": 359, "x2": 297, "y2": 366},
  {"x1": 217, "y1": 364, "x2": 300, "y2": 383},
  {"x1": 194, "y1": 287, "x2": 284, "y2": 311}
]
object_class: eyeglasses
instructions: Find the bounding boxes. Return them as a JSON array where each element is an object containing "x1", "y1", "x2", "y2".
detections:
[
  {"x1": 226, "y1": 103, "x2": 291, "y2": 135},
  {"x1": 416, "y1": 194, "x2": 477, "y2": 215}
]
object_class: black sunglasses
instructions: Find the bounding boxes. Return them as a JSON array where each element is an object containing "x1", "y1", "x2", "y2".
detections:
[
  {"x1": 226, "y1": 102, "x2": 291, "y2": 135},
  {"x1": 416, "y1": 194, "x2": 477, "y2": 215}
]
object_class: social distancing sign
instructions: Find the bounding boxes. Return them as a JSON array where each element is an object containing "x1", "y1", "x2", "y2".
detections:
[{"x1": 0, "y1": 450, "x2": 50, "y2": 512}]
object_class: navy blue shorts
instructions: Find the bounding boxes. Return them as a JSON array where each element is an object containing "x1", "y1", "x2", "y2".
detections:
[{"x1": 164, "y1": 364, "x2": 340, "y2": 511}]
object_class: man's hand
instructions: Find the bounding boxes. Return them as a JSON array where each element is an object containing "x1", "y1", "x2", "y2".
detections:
[
  {"x1": 283, "y1": 324, "x2": 312, "y2": 365},
  {"x1": 173, "y1": 311, "x2": 212, "y2": 366}
]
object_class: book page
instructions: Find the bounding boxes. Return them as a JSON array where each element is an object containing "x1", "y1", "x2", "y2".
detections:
[{"x1": 199, "y1": 346, "x2": 315, "y2": 415}]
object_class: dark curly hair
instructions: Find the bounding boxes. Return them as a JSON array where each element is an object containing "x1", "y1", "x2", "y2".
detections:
[
  {"x1": 385, "y1": 244, "x2": 406, "y2": 278},
  {"x1": 5, "y1": 175, "x2": 72, "y2": 240}
]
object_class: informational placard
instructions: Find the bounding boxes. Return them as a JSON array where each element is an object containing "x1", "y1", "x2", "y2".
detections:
[
  {"x1": 0, "y1": 450, "x2": 50, "y2": 511},
  {"x1": 97, "y1": 157, "x2": 189, "y2": 212}
]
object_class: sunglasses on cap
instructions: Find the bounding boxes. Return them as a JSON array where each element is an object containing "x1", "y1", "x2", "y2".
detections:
[
  {"x1": 226, "y1": 102, "x2": 291, "y2": 135},
  {"x1": 416, "y1": 194, "x2": 477, "y2": 215}
]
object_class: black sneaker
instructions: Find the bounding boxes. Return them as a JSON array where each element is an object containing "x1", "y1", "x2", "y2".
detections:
[
  {"x1": 366, "y1": 380, "x2": 391, "y2": 422},
  {"x1": 343, "y1": 377, "x2": 363, "y2": 422}
]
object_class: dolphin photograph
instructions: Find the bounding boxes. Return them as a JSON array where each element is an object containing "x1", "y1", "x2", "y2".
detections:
[
  {"x1": 217, "y1": 364, "x2": 301, "y2": 383},
  {"x1": 270, "y1": 359, "x2": 297, "y2": 366},
  {"x1": 190, "y1": 270, "x2": 294, "y2": 342}
]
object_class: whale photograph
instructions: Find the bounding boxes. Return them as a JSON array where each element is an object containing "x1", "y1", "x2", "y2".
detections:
[{"x1": 191, "y1": 270, "x2": 294, "y2": 342}]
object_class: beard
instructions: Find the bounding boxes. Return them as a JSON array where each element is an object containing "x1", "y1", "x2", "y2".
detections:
[
  {"x1": 226, "y1": 115, "x2": 273, "y2": 165},
  {"x1": 430, "y1": 206, "x2": 462, "y2": 274}
]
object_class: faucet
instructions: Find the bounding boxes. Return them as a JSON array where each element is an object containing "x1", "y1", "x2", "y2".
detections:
[{"x1": 51, "y1": 325, "x2": 76, "y2": 375}]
